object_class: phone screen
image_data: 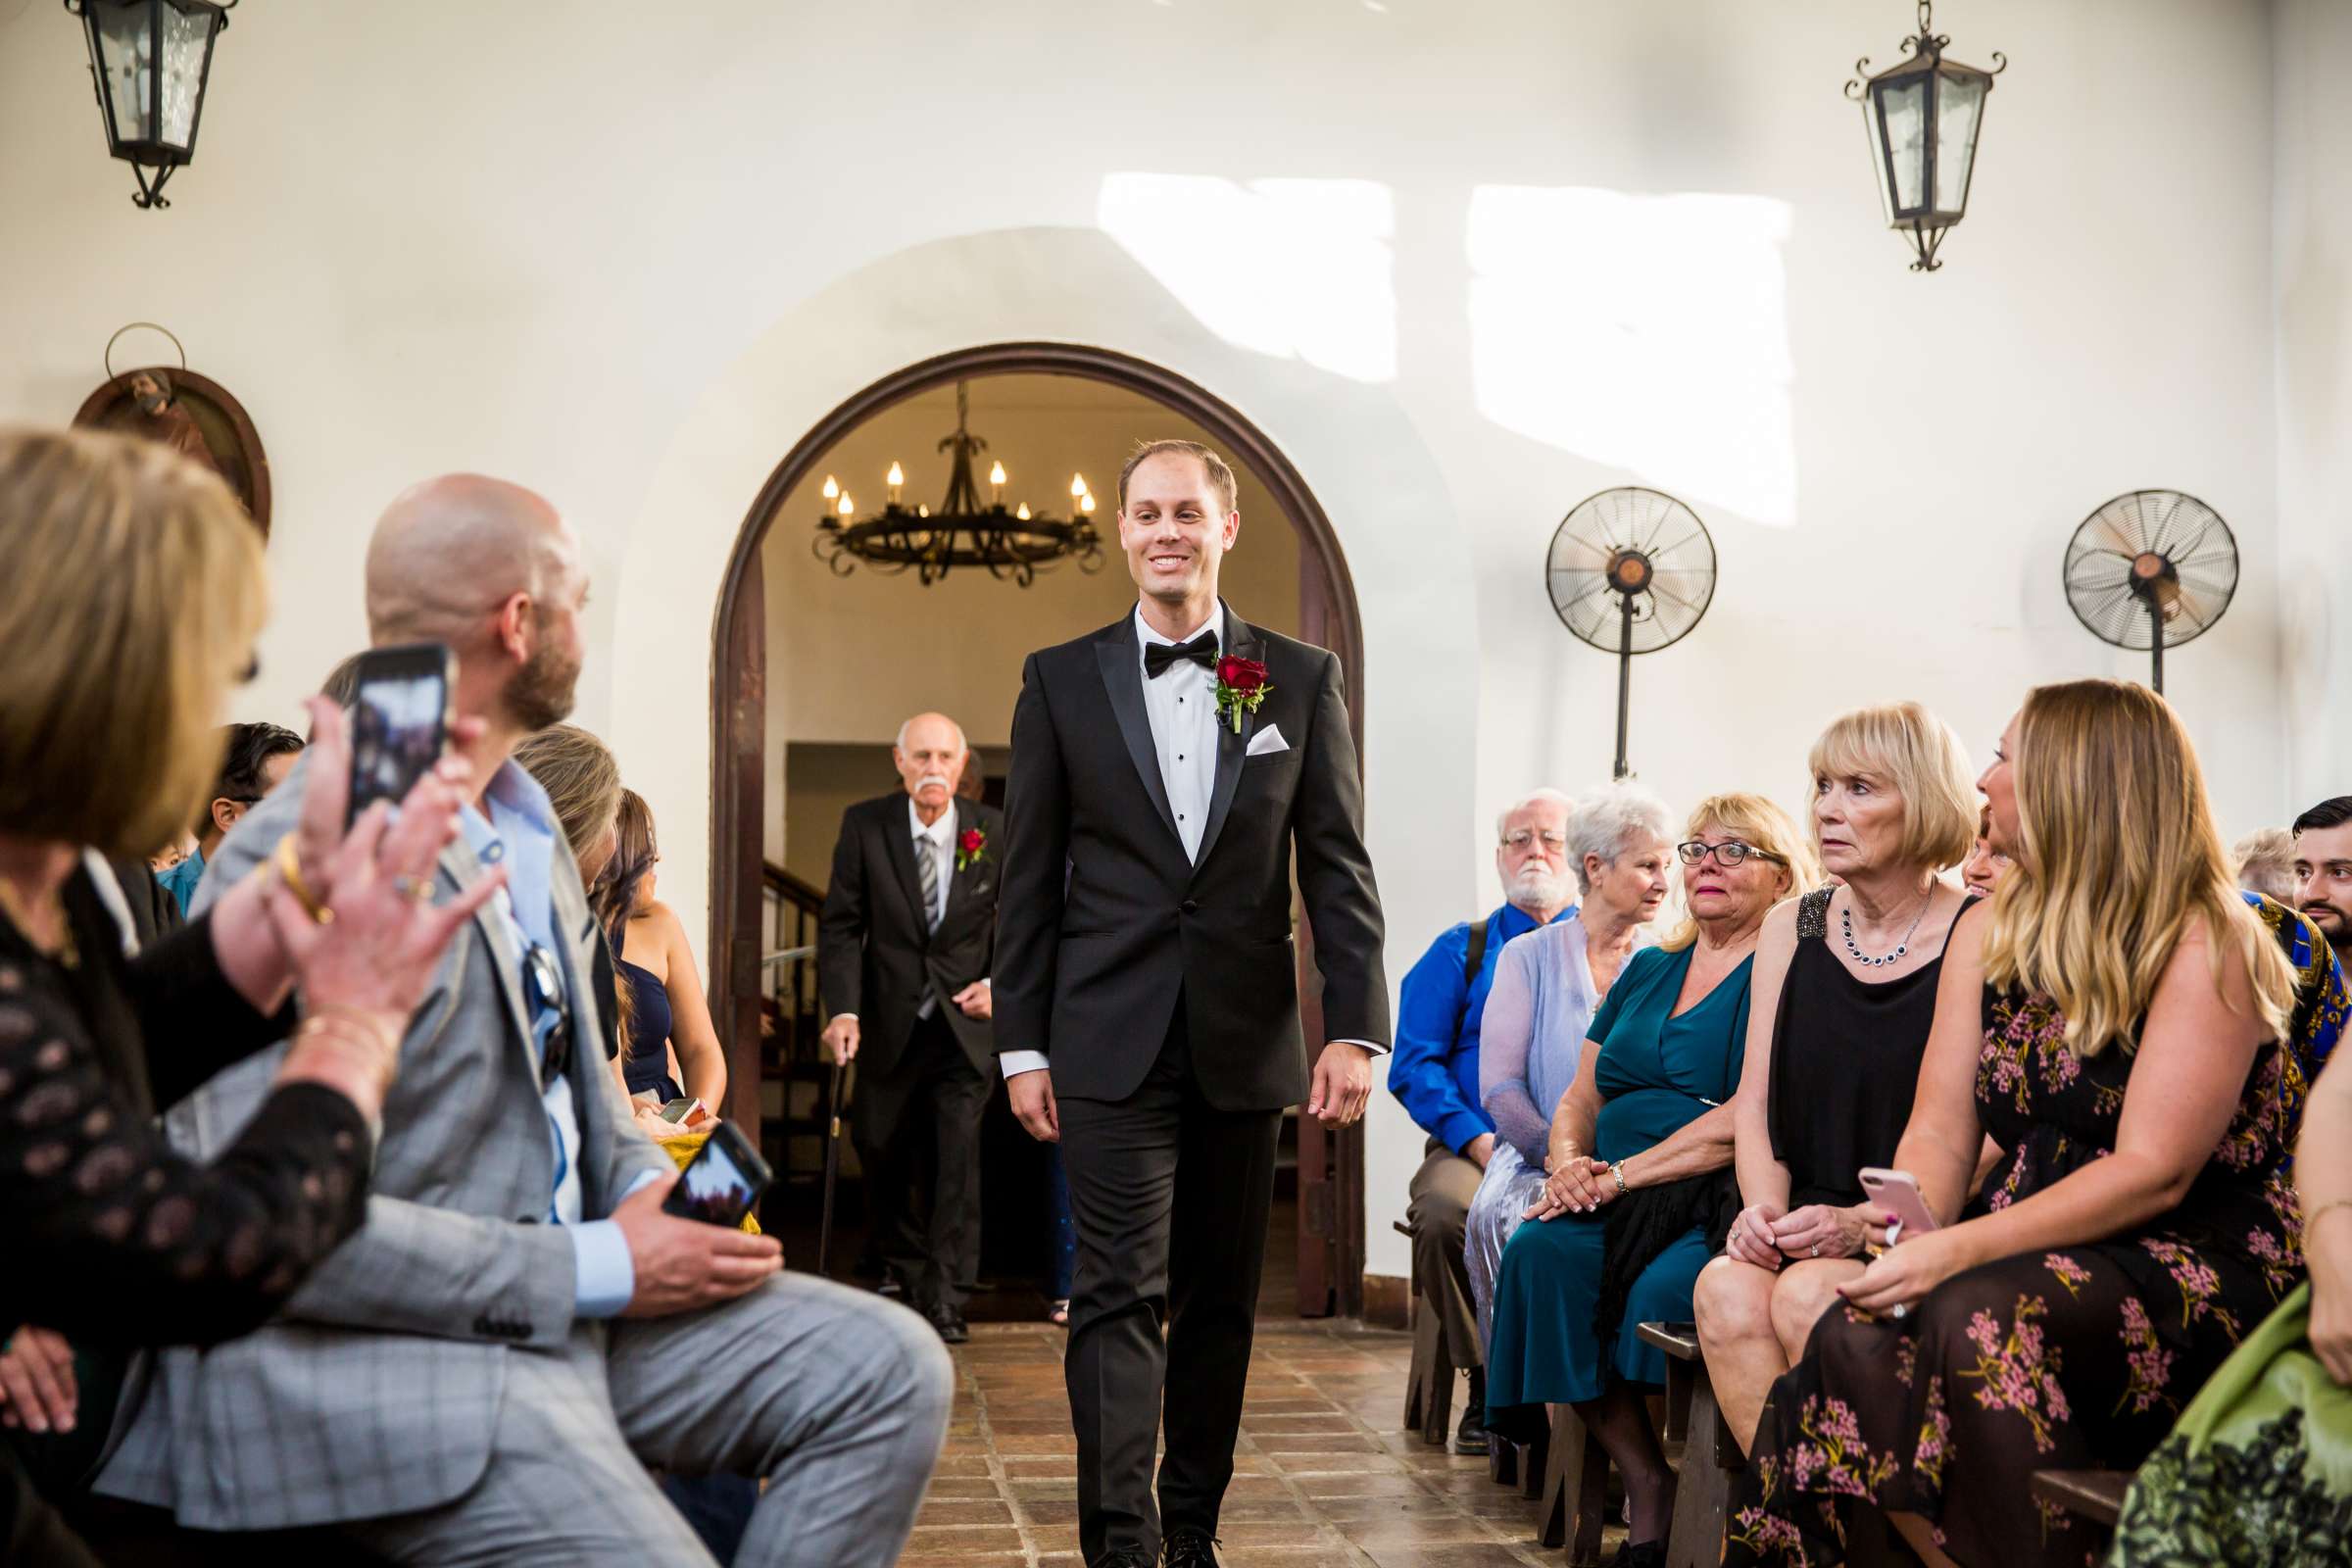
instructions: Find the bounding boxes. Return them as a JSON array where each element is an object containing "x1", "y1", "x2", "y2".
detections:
[
  {"x1": 668, "y1": 1128, "x2": 765, "y2": 1227},
  {"x1": 349, "y1": 663, "x2": 449, "y2": 825}
]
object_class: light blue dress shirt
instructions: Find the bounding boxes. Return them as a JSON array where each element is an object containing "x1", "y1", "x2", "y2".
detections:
[{"x1": 460, "y1": 761, "x2": 648, "y2": 1318}]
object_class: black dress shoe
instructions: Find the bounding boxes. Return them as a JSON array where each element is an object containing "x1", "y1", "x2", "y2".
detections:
[
  {"x1": 1094, "y1": 1551, "x2": 1154, "y2": 1568},
  {"x1": 1163, "y1": 1527, "x2": 1221, "y2": 1566},
  {"x1": 924, "y1": 1302, "x2": 969, "y2": 1345},
  {"x1": 1606, "y1": 1540, "x2": 1666, "y2": 1568},
  {"x1": 1451, "y1": 1367, "x2": 1491, "y2": 1453}
]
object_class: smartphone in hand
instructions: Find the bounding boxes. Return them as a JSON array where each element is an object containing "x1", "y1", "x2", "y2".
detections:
[
  {"x1": 662, "y1": 1120, "x2": 773, "y2": 1228},
  {"x1": 1858, "y1": 1167, "x2": 1940, "y2": 1240},
  {"x1": 345, "y1": 643, "x2": 457, "y2": 828},
  {"x1": 657, "y1": 1097, "x2": 704, "y2": 1124}
]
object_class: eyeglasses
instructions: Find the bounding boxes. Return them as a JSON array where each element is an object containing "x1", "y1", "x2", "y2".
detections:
[
  {"x1": 522, "y1": 943, "x2": 575, "y2": 1080},
  {"x1": 1676, "y1": 840, "x2": 1786, "y2": 868},
  {"x1": 1501, "y1": 830, "x2": 1569, "y2": 853}
]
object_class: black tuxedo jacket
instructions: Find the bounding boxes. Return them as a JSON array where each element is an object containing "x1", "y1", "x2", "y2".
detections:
[
  {"x1": 994, "y1": 606, "x2": 1390, "y2": 1111},
  {"x1": 817, "y1": 794, "x2": 1004, "y2": 1076}
]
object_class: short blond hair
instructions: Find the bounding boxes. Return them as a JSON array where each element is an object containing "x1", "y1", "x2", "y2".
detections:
[
  {"x1": 2232, "y1": 828, "x2": 2296, "y2": 905},
  {"x1": 1659, "y1": 792, "x2": 1823, "y2": 952},
  {"x1": 0, "y1": 427, "x2": 267, "y2": 858},
  {"x1": 1806, "y1": 702, "x2": 1979, "y2": 871},
  {"x1": 1118, "y1": 439, "x2": 1238, "y2": 516}
]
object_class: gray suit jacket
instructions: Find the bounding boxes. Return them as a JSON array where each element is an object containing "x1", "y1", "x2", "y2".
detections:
[{"x1": 96, "y1": 754, "x2": 672, "y2": 1529}]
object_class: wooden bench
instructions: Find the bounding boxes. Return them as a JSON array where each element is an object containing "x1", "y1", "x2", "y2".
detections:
[
  {"x1": 1638, "y1": 1322, "x2": 1736, "y2": 1568},
  {"x1": 2031, "y1": 1468, "x2": 2129, "y2": 1548},
  {"x1": 1396, "y1": 1220, "x2": 1457, "y2": 1446}
]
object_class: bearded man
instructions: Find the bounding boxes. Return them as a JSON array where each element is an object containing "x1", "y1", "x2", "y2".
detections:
[{"x1": 104, "y1": 369, "x2": 220, "y2": 477}]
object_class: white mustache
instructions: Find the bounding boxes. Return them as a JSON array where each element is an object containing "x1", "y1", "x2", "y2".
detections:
[{"x1": 917, "y1": 773, "x2": 954, "y2": 792}]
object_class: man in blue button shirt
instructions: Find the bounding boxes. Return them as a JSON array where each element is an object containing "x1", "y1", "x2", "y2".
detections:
[
  {"x1": 104, "y1": 475, "x2": 952, "y2": 1568},
  {"x1": 1388, "y1": 788, "x2": 1575, "y2": 1452}
]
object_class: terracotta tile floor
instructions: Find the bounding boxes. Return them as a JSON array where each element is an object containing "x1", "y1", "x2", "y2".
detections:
[{"x1": 902, "y1": 1319, "x2": 1606, "y2": 1567}]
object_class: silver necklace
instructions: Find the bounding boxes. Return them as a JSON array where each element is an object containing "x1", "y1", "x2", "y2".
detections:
[{"x1": 1841, "y1": 891, "x2": 1931, "y2": 968}]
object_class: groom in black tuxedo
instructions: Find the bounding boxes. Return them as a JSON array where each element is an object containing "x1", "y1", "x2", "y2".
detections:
[{"x1": 996, "y1": 440, "x2": 1390, "y2": 1568}]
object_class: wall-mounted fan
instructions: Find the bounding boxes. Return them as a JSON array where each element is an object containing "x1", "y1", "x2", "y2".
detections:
[
  {"x1": 1546, "y1": 487, "x2": 1719, "y2": 779},
  {"x1": 2062, "y1": 490, "x2": 2238, "y2": 694}
]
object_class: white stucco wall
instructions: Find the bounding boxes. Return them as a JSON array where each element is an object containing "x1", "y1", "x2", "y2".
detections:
[{"x1": 0, "y1": 0, "x2": 2309, "y2": 1282}]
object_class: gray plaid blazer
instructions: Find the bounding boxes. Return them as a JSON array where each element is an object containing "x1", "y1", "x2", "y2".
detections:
[{"x1": 95, "y1": 754, "x2": 673, "y2": 1530}]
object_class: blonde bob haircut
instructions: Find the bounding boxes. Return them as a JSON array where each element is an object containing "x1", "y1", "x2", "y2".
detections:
[
  {"x1": 0, "y1": 426, "x2": 267, "y2": 858},
  {"x1": 1806, "y1": 701, "x2": 1979, "y2": 871},
  {"x1": 1659, "y1": 792, "x2": 1824, "y2": 953},
  {"x1": 1983, "y1": 679, "x2": 2294, "y2": 1058}
]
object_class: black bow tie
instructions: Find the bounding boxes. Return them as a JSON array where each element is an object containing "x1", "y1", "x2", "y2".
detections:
[{"x1": 1144, "y1": 631, "x2": 1218, "y2": 679}]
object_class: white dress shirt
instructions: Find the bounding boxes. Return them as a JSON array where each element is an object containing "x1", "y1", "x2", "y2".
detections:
[{"x1": 1000, "y1": 605, "x2": 1223, "y2": 1081}]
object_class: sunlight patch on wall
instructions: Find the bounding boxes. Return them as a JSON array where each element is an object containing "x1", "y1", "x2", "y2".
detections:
[
  {"x1": 1468, "y1": 186, "x2": 1797, "y2": 527},
  {"x1": 1099, "y1": 173, "x2": 1397, "y2": 384}
]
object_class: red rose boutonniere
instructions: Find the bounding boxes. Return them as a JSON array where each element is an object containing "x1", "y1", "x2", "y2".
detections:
[
  {"x1": 956, "y1": 826, "x2": 989, "y2": 872},
  {"x1": 1214, "y1": 656, "x2": 1273, "y2": 735}
]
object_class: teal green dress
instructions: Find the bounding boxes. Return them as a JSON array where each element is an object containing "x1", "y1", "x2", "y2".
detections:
[{"x1": 1485, "y1": 943, "x2": 1752, "y2": 1410}]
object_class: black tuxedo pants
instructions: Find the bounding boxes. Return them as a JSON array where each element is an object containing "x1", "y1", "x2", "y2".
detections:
[
  {"x1": 1056, "y1": 995, "x2": 1283, "y2": 1564},
  {"x1": 852, "y1": 1009, "x2": 988, "y2": 1311}
]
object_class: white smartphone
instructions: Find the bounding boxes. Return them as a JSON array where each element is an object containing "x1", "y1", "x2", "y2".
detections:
[{"x1": 1857, "y1": 1167, "x2": 1939, "y2": 1239}]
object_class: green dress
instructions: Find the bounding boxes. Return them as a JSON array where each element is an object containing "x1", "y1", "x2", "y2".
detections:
[
  {"x1": 2106, "y1": 1281, "x2": 2352, "y2": 1564},
  {"x1": 1483, "y1": 943, "x2": 1751, "y2": 1417}
]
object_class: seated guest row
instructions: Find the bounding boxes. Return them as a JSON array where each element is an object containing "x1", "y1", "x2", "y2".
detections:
[
  {"x1": 0, "y1": 429, "x2": 955, "y2": 1568},
  {"x1": 1413, "y1": 694, "x2": 2352, "y2": 1568}
]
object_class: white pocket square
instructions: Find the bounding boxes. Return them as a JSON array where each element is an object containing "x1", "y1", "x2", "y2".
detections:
[{"x1": 1246, "y1": 724, "x2": 1289, "y2": 758}]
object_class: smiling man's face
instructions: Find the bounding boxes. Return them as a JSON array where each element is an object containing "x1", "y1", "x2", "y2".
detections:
[{"x1": 1118, "y1": 450, "x2": 1238, "y2": 610}]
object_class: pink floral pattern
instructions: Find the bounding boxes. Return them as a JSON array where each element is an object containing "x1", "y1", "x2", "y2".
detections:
[
  {"x1": 1726, "y1": 977, "x2": 2310, "y2": 1568},
  {"x1": 2114, "y1": 1297, "x2": 2177, "y2": 1416},
  {"x1": 1957, "y1": 1295, "x2": 2071, "y2": 1453},
  {"x1": 2044, "y1": 1253, "x2": 2092, "y2": 1298}
]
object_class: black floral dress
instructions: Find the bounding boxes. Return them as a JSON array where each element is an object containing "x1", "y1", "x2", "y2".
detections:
[{"x1": 1724, "y1": 982, "x2": 2306, "y2": 1568}]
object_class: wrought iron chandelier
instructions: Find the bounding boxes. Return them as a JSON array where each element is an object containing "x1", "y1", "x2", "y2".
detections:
[
  {"x1": 1844, "y1": 1, "x2": 2004, "y2": 272},
  {"x1": 813, "y1": 381, "x2": 1106, "y2": 587},
  {"x1": 66, "y1": 0, "x2": 236, "y2": 210}
]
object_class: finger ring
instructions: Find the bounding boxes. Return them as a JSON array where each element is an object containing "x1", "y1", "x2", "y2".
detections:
[
  {"x1": 1811, "y1": 1244, "x2": 1821, "y2": 1257},
  {"x1": 1889, "y1": 1303, "x2": 1909, "y2": 1320},
  {"x1": 392, "y1": 875, "x2": 433, "y2": 904}
]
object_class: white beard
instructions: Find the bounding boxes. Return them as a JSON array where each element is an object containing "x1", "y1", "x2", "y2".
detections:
[{"x1": 1508, "y1": 864, "x2": 1573, "y2": 910}]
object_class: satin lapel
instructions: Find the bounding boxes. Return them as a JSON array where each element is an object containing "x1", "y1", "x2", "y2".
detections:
[
  {"x1": 1094, "y1": 622, "x2": 1182, "y2": 847},
  {"x1": 879, "y1": 806, "x2": 930, "y2": 946},
  {"x1": 1193, "y1": 607, "x2": 1259, "y2": 872},
  {"x1": 443, "y1": 835, "x2": 541, "y2": 1089}
]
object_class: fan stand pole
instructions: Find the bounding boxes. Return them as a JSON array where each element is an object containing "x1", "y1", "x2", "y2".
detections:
[
  {"x1": 2148, "y1": 598, "x2": 2165, "y2": 696},
  {"x1": 1613, "y1": 596, "x2": 1634, "y2": 780}
]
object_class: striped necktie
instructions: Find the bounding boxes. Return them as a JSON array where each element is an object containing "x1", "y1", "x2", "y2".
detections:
[{"x1": 915, "y1": 831, "x2": 942, "y2": 931}]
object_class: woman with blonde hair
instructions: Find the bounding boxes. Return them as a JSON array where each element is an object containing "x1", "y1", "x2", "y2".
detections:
[
  {"x1": 1695, "y1": 702, "x2": 1979, "y2": 1453},
  {"x1": 1728, "y1": 680, "x2": 2308, "y2": 1568},
  {"x1": 0, "y1": 428, "x2": 500, "y2": 1563},
  {"x1": 1484, "y1": 793, "x2": 1818, "y2": 1565}
]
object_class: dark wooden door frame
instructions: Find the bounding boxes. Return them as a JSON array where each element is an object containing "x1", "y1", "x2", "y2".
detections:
[{"x1": 710, "y1": 341, "x2": 1370, "y2": 1318}]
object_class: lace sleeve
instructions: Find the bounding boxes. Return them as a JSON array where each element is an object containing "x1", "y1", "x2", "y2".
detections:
[
  {"x1": 0, "y1": 964, "x2": 372, "y2": 1348},
  {"x1": 1480, "y1": 938, "x2": 1550, "y2": 1160}
]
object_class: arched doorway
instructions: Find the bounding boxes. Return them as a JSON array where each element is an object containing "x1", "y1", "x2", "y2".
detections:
[{"x1": 710, "y1": 341, "x2": 1372, "y2": 1316}]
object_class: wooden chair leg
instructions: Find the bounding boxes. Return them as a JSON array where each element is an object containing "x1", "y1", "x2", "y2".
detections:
[
  {"x1": 1665, "y1": 1372, "x2": 1741, "y2": 1568},
  {"x1": 1520, "y1": 1420, "x2": 1548, "y2": 1501},
  {"x1": 1404, "y1": 1294, "x2": 1454, "y2": 1446},
  {"x1": 1488, "y1": 1433, "x2": 1519, "y2": 1487},
  {"x1": 1538, "y1": 1401, "x2": 1612, "y2": 1566}
]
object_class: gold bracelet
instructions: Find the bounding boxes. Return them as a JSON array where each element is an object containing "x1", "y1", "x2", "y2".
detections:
[{"x1": 274, "y1": 836, "x2": 333, "y2": 926}]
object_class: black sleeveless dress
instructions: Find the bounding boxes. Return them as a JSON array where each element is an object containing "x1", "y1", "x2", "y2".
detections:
[{"x1": 1766, "y1": 887, "x2": 1971, "y2": 1210}]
